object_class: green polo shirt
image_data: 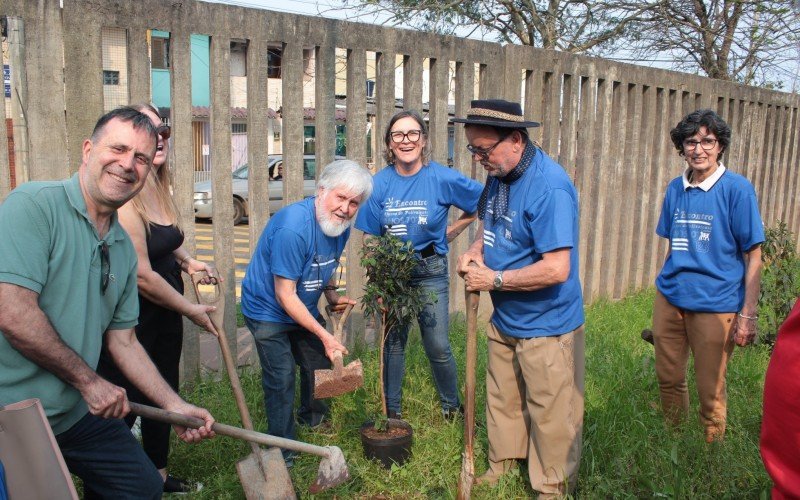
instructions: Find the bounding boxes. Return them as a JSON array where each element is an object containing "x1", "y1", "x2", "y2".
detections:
[{"x1": 0, "y1": 174, "x2": 139, "y2": 434}]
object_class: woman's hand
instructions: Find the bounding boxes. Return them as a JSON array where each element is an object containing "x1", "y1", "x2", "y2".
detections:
[
  {"x1": 185, "y1": 303, "x2": 218, "y2": 336},
  {"x1": 185, "y1": 258, "x2": 222, "y2": 284}
]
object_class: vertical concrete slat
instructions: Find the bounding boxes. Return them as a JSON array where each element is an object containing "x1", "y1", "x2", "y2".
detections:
[
  {"x1": 375, "y1": 50, "x2": 397, "y2": 171},
  {"x1": 428, "y1": 56, "x2": 450, "y2": 166},
  {"x1": 63, "y1": 5, "x2": 103, "y2": 175},
  {"x1": 613, "y1": 82, "x2": 640, "y2": 299},
  {"x1": 636, "y1": 84, "x2": 657, "y2": 289},
  {"x1": 770, "y1": 106, "x2": 789, "y2": 224},
  {"x1": 559, "y1": 59, "x2": 579, "y2": 180},
  {"x1": 575, "y1": 70, "x2": 597, "y2": 299},
  {"x1": 541, "y1": 65, "x2": 562, "y2": 159},
  {"x1": 783, "y1": 109, "x2": 800, "y2": 232},
  {"x1": 315, "y1": 43, "x2": 336, "y2": 173},
  {"x1": 761, "y1": 105, "x2": 778, "y2": 224},
  {"x1": 209, "y1": 33, "x2": 238, "y2": 361},
  {"x1": 750, "y1": 103, "x2": 767, "y2": 216},
  {"x1": 127, "y1": 27, "x2": 151, "y2": 104},
  {"x1": 346, "y1": 47, "x2": 368, "y2": 338},
  {"x1": 248, "y1": 36, "x2": 271, "y2": 242},
  {"x1": 18, "y1": 0, "x2": 68, "y2": 180},
  {"x1": 524, "y1": 68, "x2": 544, "y2": 149},
  {"x1": 403, "y1": 54, "x2": 423, "y2": 112},
  {"x1": 170, "y1": 27, "x2": 200, "y2": 381},
  {"x1": 6, "y1": 16, "x2": 30, "y2": 185},
  {"x1": 281, "y1": 40, "x2": 304, "y2": 206},
  {"x1": 584, "y1": 74, "x2": 615, "y2": 300},
  {"x1": 646, "y1": 87, "x2": 671, "y2": 288},
  {"x1": 452, "y1": 60, "x2": 486, "y2": 317},
  {"x1": 0, "y1": 78, "x2": 9, "y2": 199},
  {"x1": 601, "y1": 81, "x2": 627, "y2": 299}
]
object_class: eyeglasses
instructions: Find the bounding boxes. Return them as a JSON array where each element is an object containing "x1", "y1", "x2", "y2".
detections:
[
  {"x1": 466, "y1": 134, "x2": 509, "y2": 159},
  {"x1": 157, "y1": 124, "x2": 171, "y2": 140},
  {"x1": 100, "y1": 241, "x2": 110, "y2": 295},
  {"x1": 682, "y1": 138, "x2": 717, "y2": 151},
  {"x1": 315, "y1": 257, "x2": 343, "y2": 292},
  {"x1": 389, "y1": 130, "x2": 422, "y2": 143}
]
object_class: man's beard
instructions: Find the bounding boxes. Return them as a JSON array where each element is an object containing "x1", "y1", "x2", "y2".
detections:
[{"x1": 318, "y1": 210, "x2": 351, "y2": 237}]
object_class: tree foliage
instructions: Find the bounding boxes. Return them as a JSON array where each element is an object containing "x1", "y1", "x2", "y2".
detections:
[
  {"x1": 338, "y1": 0, "x2": 661, "y2": 54},
  {"x1": 629, "y1": 0, "x2": 800, "y2": 88},
  {"x1": 334, "y1": 0, "x2": 800, "y2": 88}
]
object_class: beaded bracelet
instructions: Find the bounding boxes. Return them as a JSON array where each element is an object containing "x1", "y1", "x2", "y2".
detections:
[{"x1": 738, "y1": 312, "x2": 758, "y2": 320}]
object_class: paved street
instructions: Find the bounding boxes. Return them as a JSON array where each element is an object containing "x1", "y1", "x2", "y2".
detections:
[{"x1": 193, "y1": 221, "x2": 251, "y2": 300}]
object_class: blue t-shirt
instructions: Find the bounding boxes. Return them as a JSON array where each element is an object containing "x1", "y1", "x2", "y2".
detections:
[
  {"x1": 655, "y1": 169, "x2": 764, "y2": 312},
  {"x1": 241, "y1": 197, "x2": 349, "y2": 323},
  {"x1": 482, "y1": 148, "x2": 584, "y2": 338},
  {"x1": 355, "y1": 161, "x2": 483, "y2": 255}
]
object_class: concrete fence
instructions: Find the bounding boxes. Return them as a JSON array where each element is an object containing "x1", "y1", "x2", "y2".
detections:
[{"x1": 1, "y1": 0, "x2": 798, "y2": 381}]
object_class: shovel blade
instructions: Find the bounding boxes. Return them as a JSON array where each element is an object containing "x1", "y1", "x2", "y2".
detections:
[
  {"x1": 236, "y1": 447, "x2": 296, "y2": 500},
  {"x1": 314, "y1": 360, "x2": 364, "y2": 399}
]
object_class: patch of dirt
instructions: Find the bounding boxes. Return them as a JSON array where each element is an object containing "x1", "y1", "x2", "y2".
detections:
[{"x1": 361, "y1": 425, "x2": 412, "y2": 440}]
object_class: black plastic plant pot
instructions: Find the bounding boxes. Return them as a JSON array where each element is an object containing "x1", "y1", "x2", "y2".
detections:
[{"x1": 359, "y1": 418, "x2": 413, "y2": 468}]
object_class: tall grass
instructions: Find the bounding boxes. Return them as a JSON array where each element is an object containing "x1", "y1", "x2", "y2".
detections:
[{"x1": 164, "y1": 288, "x2": 771, "y2": 498}]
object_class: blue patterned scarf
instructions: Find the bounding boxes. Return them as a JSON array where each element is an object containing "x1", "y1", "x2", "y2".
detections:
[{"x1": 477, "y1": 140, "x2": 536, "y2": 223}]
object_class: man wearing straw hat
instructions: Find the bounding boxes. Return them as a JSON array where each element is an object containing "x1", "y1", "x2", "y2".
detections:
[{"x1": 456, "y1": 99, "x2": 584, "y2": 497}]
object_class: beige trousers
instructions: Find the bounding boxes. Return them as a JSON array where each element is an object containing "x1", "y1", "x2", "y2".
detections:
[
  {"x1": 653, "y1": 291, "x2": 736, "y2": 439},
  {"x1": 485, "y1": 323, "x2": 585, "y2": 497}
]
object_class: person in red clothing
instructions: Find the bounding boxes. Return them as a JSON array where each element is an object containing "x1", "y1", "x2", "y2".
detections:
[{"x1": 760, "y1": 297, "x2": 800, "y2": 499}]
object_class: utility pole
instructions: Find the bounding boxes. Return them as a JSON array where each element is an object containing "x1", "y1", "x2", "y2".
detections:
[{"x1": 7, "y1": 17, "x2": 29, "y2": 183}]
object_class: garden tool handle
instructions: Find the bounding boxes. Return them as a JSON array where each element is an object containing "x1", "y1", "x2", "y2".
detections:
[
  {"x1": 189, "y1": 271, "x2": 258, "y2": 450},
  {"x1": 129, "y1": 403, "x2": 333, "y2": 459},
  {"x1": 324, "y1": 303, "x2": 354, "y2": 342}
]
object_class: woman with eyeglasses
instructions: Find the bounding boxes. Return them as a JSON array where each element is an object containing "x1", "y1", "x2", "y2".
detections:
[
  {"x1": 96, "y1": 103, "x2": 219, "y2": 493},
  {"x1": 652, "y1": 109, "x2": 764, "y2": 442},
  {"x1": 355, "y1": 110, "x2": 483, "y2": 421}
]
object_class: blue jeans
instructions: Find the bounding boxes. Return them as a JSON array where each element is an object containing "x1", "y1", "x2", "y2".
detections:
[
  {"x1": 383, "y1": 254, "x2": 460, "y2": 414},
  {"x1": 246, "y1": 316, "x2": 330, "y2": 459},
  {"x1": 55, "y1": 412, "x2": 162, "y2": 499}
]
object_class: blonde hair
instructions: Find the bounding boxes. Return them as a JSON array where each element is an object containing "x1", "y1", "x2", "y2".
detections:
[{"x1": 128, "y1": 103, "x2": 181, "y2": 232}]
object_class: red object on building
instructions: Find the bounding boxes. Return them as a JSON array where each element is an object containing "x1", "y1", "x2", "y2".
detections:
[{"x1": 761, "y1": 298, "x2": 800, "y2": 500}]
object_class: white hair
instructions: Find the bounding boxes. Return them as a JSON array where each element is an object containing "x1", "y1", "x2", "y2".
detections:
[{"x1": 317, "y1": 159, "x2": 373, "y2": 201}]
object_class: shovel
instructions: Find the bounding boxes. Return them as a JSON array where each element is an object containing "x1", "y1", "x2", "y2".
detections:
[
  {"x1": 190, "y1": 272, "x2": 295, "y2": 500},
  {"x1": 314, "y1": 303, "x2": 364, "y2": 399},
  {"x1": 457, "y1": 267, "x2": 480, "y2": 499},
  {"x1": 129, "y1": 402, "x2": 350, "y2": 494}
]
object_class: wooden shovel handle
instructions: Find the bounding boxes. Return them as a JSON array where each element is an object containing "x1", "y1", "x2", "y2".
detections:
[
  {"x1": 323, "y1": 303, "x2": 354, "y2": 342},
  {"x1": 463, "y1": 263, "x2": 480, "y2": 452},
  {"x1": 189, "y1": 271, "x2": 257, "y2": 447}
]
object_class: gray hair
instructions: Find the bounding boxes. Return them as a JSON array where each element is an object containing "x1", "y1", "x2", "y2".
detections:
[{"x1": 317, "y1": 159, "x2": 374, "y2": 201}]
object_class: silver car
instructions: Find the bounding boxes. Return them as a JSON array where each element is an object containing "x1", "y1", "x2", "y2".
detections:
[{"x1": 193, "y1": 155, "x2": 327, "y2": 225}]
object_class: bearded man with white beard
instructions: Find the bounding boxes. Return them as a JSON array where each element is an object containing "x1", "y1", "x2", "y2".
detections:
[{"x1": 241, "y1": 159, "x2": 373, "y2": 459}]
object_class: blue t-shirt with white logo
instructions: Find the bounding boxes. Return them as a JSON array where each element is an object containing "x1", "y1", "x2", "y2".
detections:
[
  {"x1": 482, "y1": 148, "x2": 584, "y2": 338},
  {"x1": 355, "y1": 161, "x2": 483, "y2": 255},
  {"x1": 655, "y1": 169, "x2": 764, "y2": 312},
  {"x1": 241, "y1": 197, "x2": 349, "y2": 323}
]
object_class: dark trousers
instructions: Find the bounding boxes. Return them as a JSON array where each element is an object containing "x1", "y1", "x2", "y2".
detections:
[
  {"x1": 245, "y1": 316, "x2": 330, "y2": 459},
  {"x1": 96, "y1": 310, "x2": 183, "y2": 470},
  {"x1": 56, "y1": 412, "x2": 162, "y2": 499}
]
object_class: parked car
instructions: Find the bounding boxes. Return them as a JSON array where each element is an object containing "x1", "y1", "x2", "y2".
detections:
[{"x1": 194, "y1": 155, "x2": 337, "y2": 225}]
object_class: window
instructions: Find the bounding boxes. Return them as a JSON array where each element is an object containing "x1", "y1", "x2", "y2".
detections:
[
  {"x1": 103, "y1": 70, "x2": 120, "y2": 85},
  {"x1": 151, "y1": 37, "x2": 170, "y2": 69},
  {"x1": 230, "y1": 40, "x2": 247, "y2": 77},
  {"x1": 303, "y1": 159, "x2": 316, "y2": 180},
  {"x1": 267, "y1": 46, "x2": 282, "y2": 79},
  {"x1": 232, "y1": 123, "x2": 247, "y2": 134}
]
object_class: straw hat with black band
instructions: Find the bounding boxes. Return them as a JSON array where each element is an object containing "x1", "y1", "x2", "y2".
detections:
[{"x1": 451, "y1": 99, "x2": 540, "y2": 129}]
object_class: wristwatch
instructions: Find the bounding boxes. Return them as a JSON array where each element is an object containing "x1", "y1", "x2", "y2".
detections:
[{"x1": 493, "y1": 271, "x2": 504, "y2": 290}]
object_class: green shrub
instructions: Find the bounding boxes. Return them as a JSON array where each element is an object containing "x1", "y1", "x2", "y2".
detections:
[{"x1": 758, "y1": 221, "x2": 800, "y2": 346}]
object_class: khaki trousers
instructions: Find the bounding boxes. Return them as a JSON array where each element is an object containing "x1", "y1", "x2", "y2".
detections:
[
  {"x1": 653, "y1": 291, "x2": 736, "y2": 439},
  {"x1": 485, "y1": 323, "x2": 585, "y2": 497}
]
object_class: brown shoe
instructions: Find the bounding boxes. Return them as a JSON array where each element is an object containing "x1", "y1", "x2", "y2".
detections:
[
  {"x1": 641, "y1": 328, "x2": 654, "y2": 345},
  {"x1": 475, "y1": 459, "x2": 516, "y2": 486}
]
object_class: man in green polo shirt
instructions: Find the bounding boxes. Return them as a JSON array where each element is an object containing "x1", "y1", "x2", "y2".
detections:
[{"x1": 0, "y1": 107, "x2": 215, "y2": 499}]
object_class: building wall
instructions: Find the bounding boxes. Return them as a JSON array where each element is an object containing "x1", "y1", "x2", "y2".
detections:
[{"x1": 101, "y1": 27, "x2": 128, "y2": 111}]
